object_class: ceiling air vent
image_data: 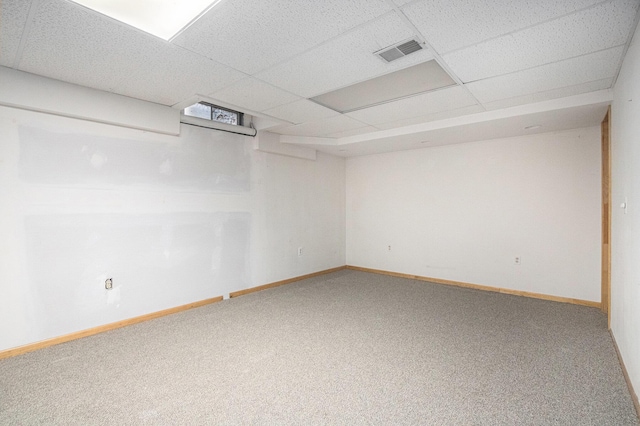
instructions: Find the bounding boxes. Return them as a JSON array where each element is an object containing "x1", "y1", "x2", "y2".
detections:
[{"x1": 376, "y1": 39, "x2": 423, "y2": 63}]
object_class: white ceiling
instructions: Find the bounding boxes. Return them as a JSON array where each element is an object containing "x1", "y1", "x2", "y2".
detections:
[{"x1": 1, "y1": 0, "x2": 639, "y2": 157}]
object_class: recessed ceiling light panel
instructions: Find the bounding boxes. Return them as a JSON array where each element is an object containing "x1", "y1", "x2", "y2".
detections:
[
  {"x1": 70, "y1": 0, "x2": 221, "y2": 40},
  {"x1": 311, "y1": 60, "x2": 456, "y2": 113}
]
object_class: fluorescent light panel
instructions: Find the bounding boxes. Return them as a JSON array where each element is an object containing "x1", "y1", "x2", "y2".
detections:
[
  {"x1": 70, "y1": 0, "x2": 220, "y2": 40},
  {"x1": 311, "y1": 60, "x2": 456, "y2": 113}
]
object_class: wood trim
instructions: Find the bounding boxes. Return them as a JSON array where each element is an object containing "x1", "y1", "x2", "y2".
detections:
[
  {"x1": 610, "y1": 331, "x2": 640, "y2": 420},
  {"x1": 346, "y1": 265, "x2": 601, "y2": 308},
  {"x1": 229, "y1": 266, "x2": 347, "y2": 298},
  {"x1": 601, "y1": 106, "x2": 612, "y2": 326},
  {"x1": 0, "y1": 296, "x2": 223, "y2": 360}
]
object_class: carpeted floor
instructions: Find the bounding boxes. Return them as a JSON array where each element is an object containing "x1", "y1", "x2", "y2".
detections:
[{"x1": 1, "y1": 270, "x2": 638, "y2": 425}]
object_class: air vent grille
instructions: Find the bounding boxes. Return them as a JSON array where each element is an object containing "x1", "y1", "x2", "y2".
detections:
[
  {"x1": 379, "y1": 48, "x2": 405, "y2": 63},
  {"x1": 397, "y1": 39, "x2": 422, "y2": 55},
  {"x1": 375, "y1": 39, "x2": 423, "y2": 63}
]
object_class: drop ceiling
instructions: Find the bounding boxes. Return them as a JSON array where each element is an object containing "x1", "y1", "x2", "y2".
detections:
[{"x1": 1, "y1": 0, "x2": 639, "y2": 157}]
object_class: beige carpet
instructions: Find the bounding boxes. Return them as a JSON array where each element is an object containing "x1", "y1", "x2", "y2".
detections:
[{"x1": 1, "y1": 270, "x2": 638, "y2": 425}]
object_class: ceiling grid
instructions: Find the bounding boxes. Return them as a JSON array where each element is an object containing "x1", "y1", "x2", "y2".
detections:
[{"x1": 0, "y1": 0, "x2": 638, "y2": 156}]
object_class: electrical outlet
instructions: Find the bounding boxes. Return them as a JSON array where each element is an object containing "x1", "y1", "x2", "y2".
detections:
[
  {"x1": 388, "y1": 245, "x2": 391, "y2": 251},
  {"x1": 514, "y1": 257, "x2": 521, "y2": 265},
  {"x1": 297, "y1": 247, "x2": 303, "y2": 257},
  {"x1": 105, "y1": 278, "x2": 113, "y2": 290}
]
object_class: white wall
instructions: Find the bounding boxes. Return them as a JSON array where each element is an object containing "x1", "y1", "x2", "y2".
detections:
[
  {"x1": 611, "y1": 21, "x2": 640, "y2": 401},
  {"x1": 346, "y1": 128, "x2": 602, "y2": 302},
  {"x1": 0, "y1": 103, "x2": 345, "y2": 352}
]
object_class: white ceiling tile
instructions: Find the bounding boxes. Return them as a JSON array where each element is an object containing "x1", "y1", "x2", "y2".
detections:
[
  {"x1": 375, "y1": 105, "x2": 485, "y2": 130},
  {"x1": 17, "y1": 0, "x2": 137, "y2": 93},
  {"x1": 403, "y1": 0, "x2": 604, "y2": 54},
  {"x1": 391, "y1": 0, "x2": 416, "y2": 6},
  {"x1": 262, "y1": 100, "x2": 340, "y2": 124},
  {"x1": 272, "y1": 115, "x2": 368, "y2": 137},
  {"x1": 16, "y1": 0, "x2": 244, "y2": 106},
  {"x1": 173, "y1": 0, "x2": 392, "y2": 75},
  {"x1": 325, "y1": 126, "x2": 380, "y2": 138},
  {"x1": 113, "y1": 44, "x2": 246, "y2": 106},
  {"x1": 443, "y1": 0, "x2": 639, "y2": 82},
  {"x1": 256, "y1": 12, "x2": 434, "y2": 98},
  {"x1": 209, "y1": 77, "x2": 301, "y2": 112},
  {"x1": 466, "y1": 47, "x2": 624, "y2": 104},
  {"x1": 0, "y1": 0, "x2": 32, "y2": 67},
  {"x1": 482, "y1": 78, "x2": 614, "y2": 111},
  {"x1": 346, "y1": 85, "x2": 477, "y2": 126}
]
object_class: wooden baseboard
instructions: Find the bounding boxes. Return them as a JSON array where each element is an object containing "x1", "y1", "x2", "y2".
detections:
[
  {"x1": 346, "y1": 265, "x2": 601, "y2": 308},
  {"x1": 1, "y1": 265, "x2": 600, "y2": 360},
  {"x1": 610, "y1": 331, "x2": 640, "y2": 420},
  {"x1": 230, "y1": 266, "x2": 347, "y2": 298},
  {"x1": 0, "y1": 296, "x2": 223, "y2": 360}
]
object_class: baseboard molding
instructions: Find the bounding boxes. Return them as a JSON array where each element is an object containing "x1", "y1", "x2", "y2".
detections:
[
  {"x1": 0, "y1": 296, "x2": 223, "y2": 360},
  {"x1": 229, "y1": 266, "x2": 347, "y2": 298},
  {"x1": 610, "y1": 331, "x2": 640, "y2": 420},
  {"x1": 1, "y1": 265, "x2": 599, "y2": 360},
  {"x1": 346, "y1": 265, "x2": 601, "y2": 308}
]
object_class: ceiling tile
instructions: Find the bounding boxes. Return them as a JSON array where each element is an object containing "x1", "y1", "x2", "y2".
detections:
[
  {"x1": 482, "y1": 78, "x2": 613, "y2": 111},
  {"x1": 16, "y1": 0, "x2": 244, "y2": 106},
  {"x1": 272, "y1": 115, "x2": 368, "y2": 137},
  {"x1": 466, "y1": 46, "x2": 624, "y2": 104},
  {"x1": 0, "y1": 0, "x2": 32, "y2": 67},
  {"x1": 256, "y1": 12, "x2": 434, "y2": 98},
  {"x1": 209, "y1": 77, "x2": 301, "y2": 112},
  {"x1": 375, "y1": 105, "x2": 485, "y2": 130},
  {"x1": 402, "y1": 0, "x2": 604, "y2": 54},
  {"x1": 391, "y1": 0, "x2": 416, "y2": 6},
  {"x1": 325, "y1": 126, "x2": 380, "y2": 138},
  {"x1": 347, "y1": 85, "x2": 477, "y2": 126},
  {"x1": 16, "y1": 1, "x2": 148, "y2": 95},
  {"x1": 262, "y1": 99, "x2": 340, "y2": 124},
  {"x1": 443, "y1": 0, "x2": 639, "y2": 82},
  {"x1": 173, "y1": 0, "x2": 392, "y2": 75},
  {"x1": 113, "y1": 44, "x2": 246, "y2": 106}
]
